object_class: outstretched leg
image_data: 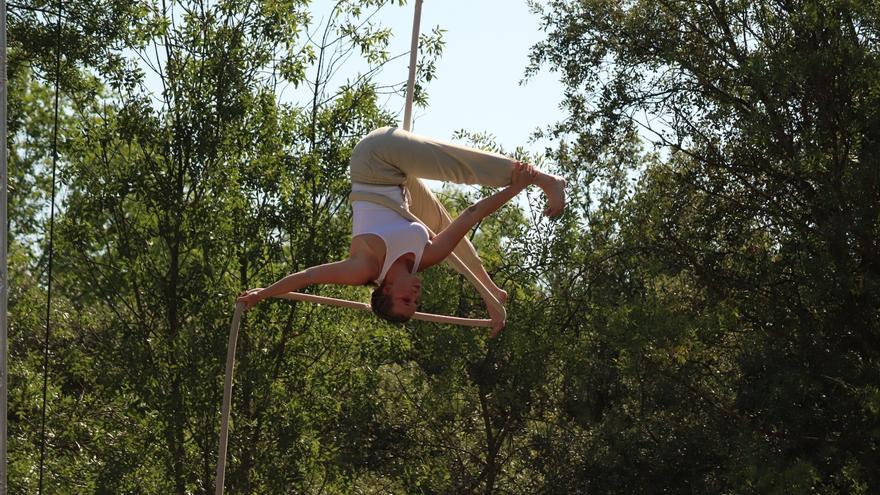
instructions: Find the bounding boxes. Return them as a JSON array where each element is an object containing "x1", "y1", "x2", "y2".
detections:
[
  {"x1": 350, "y1": 126, "x2": 513, "y2": 186},
  {"x1": 349, "y1": 127, "x2": 565, "y2": 215}
]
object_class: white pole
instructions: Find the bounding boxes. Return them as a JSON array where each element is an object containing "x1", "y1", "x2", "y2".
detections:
[
  {"x1": 1, "y1": 0, "x2": 9, "y2": 490},
  {"x1": 402, "y1": 0, "x2": 423, "y2": 131}
]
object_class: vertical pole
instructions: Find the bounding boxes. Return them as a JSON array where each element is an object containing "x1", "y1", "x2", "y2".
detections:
[
  {"x1": 0, "y1": 0, "x2": 8, "y2": 491},
  {"x1": 402, "y1": 0, "x2": 423, "y2": 131}
]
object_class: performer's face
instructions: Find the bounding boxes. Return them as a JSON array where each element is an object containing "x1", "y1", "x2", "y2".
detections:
[{"x1": 389, "y1": 273, "x2": 422, "y2": 318}]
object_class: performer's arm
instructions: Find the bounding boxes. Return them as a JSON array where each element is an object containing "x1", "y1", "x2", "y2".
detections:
[
  {"x1": 237, "y1": 258, "x2": 373, "y2": 310},
  {"x1": 420, "y1": 163, "x2": 536, "y2": 269}
]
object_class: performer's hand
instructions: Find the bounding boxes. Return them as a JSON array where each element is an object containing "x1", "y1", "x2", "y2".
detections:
[
  {"x1": 510, "y1": 161, "x2": 538, "y2": 191},
  {"x1": 487, "y1": 302, "x2": 507, "y2": 338},
  {"x1": 237, "y1": 288, "x2": 264, "y2": 311},
  {"x1": 489, "y1": 317, "x2": 506, "y2": 338}
]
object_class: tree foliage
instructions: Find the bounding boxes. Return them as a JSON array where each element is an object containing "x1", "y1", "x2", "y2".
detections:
[
  {"x1": 525, "y1": 0, "x2": 880, "y2": 492},
  {"x1": 7, "y1": 0, "x2": 879, "y2": 493}
]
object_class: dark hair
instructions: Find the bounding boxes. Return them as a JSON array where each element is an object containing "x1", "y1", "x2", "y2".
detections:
[{"x1": 370, "y1": 282, "x2": 411, "y2": 324}]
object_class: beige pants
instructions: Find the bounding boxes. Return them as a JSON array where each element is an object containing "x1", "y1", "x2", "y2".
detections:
[{"x1": 349, "y1": 127, "x2": 515, "y2": 278}]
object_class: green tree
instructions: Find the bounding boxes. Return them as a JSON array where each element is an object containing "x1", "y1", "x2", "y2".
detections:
[
  {"x1": 6, "y1": 0, "x2": 155, "y2": 492},
  {"x1": 16, "y1": 0, "x2": 444, "y2": 492},
  {"x1": 525, "y1": 0, "x2": 880, "y2": 492}
]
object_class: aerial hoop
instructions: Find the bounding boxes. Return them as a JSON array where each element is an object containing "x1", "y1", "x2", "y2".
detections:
[
  {"x1": 276, "y1": 292, "x2": 493, "y2": 327},
  {"x1": 214, "y1": 1, "x2": 507, "y2": 492},
  {"x1": 215, "y1": 303, "x2": 244, "y2": 495}
]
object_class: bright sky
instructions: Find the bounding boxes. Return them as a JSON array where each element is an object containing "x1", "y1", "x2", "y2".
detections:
[
  {"x1": 137, "y1": 1, "x2": 564, "y2": 153},
  {"x1": 308, "y1": 0, "x2": 564, "y2": 152}
]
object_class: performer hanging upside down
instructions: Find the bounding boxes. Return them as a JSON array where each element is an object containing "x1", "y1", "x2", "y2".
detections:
[{"x1": 237, "y1": 127, "x2": 566, "y2": 336}]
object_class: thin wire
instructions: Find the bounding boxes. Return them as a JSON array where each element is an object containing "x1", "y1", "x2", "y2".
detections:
[{"x1": 38, "y1": 0, "x2": 62, "y2": 491}]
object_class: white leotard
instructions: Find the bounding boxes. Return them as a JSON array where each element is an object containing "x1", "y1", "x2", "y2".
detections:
[{"x1": 351, "y1": 182, "x2": 429, "y2": 285}]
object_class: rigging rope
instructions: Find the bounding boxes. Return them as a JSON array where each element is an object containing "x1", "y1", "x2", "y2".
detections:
[{"x1": 39, "y1": 0, "x2": 63, "y2": 491}]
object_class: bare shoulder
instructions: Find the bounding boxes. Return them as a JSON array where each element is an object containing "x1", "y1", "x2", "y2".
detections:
[
  {"x1": 418, "y1": 239, "x2": 443, "y2": 271},
  {"x1": 350, "y1": 237, "x2": 384, "y2": 280},
  {"x1": 344, "y1": 255, "x2": 378, "y2": 281}
]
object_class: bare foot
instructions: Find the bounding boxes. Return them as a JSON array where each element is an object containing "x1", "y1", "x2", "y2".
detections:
[
  {"x1": 488, "y1": 308, "x2": 506, "y2": 338},
  {"x1": 536, "y1": 173, "x2": 567, "y2": 217},
  {"x1": 486, "y1": 287, "x2": 507, "y2": 339}
]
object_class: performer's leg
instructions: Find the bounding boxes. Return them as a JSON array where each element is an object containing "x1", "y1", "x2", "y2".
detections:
[
  {"x1": 351, "y1": 126, "x2": 566, "y2": 216},
  {"x1": 350, "y1": 126, "x2": 515, "y2": 187},
  {"x1": 406, "y1": 177, "x2": 505, "y2": 298}
]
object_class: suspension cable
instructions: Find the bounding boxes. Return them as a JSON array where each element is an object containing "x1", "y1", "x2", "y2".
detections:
[{"x1": 38, "y1": 0, "x2": 63, "y2": 491}]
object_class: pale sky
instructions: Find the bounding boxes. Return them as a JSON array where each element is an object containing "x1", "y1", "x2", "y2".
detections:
[
  {"x1": 137, "y1": 1, "x2": 565, "y2": 153},
  {"x1": 306, "y1": 0, "x2": 564, "y2": 152}
]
